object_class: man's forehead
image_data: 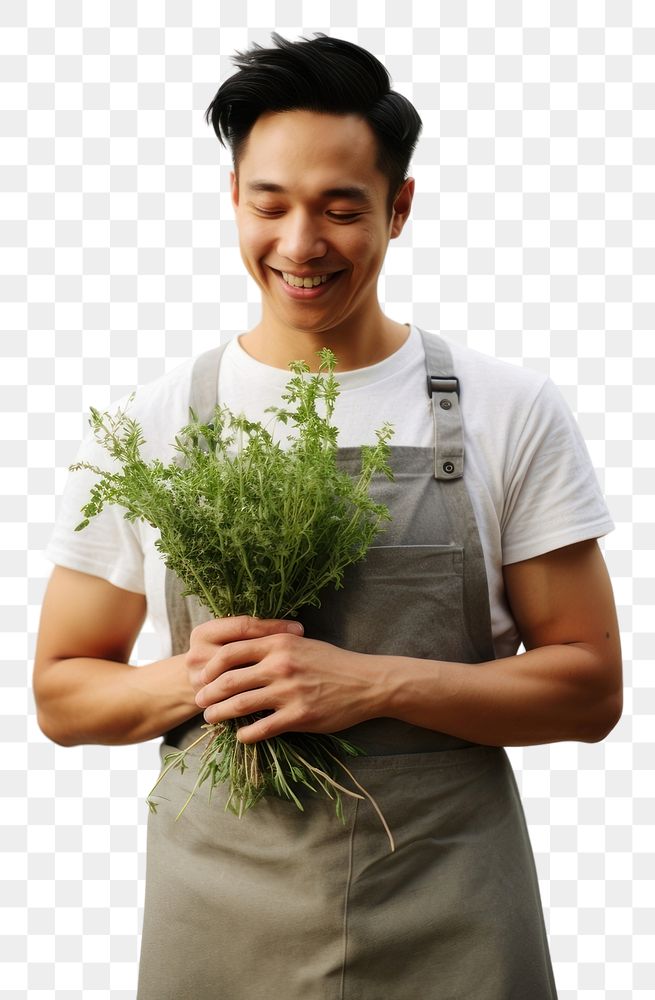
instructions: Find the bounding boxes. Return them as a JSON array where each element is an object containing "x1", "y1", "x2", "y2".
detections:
[
  {"x1": 239, "y1": 109, "x2": 380, "y2": 161},
  {"x1": 233, "y1": 110, "x2": 388, "y2": 198}
]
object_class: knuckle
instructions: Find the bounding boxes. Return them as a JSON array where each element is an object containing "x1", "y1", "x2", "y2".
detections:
[
  {"x1": 300, "y1": 702, "x2": 319, "y2": 727},
  {"x1": 191, "y1": 620, "x2": 215, "y2": 642},
  {"x1": 189, "y1": 623, "x2": 203, "y2": 643},
  {"x1": 188, "y1": 624, "x2": 216, "y2": 659},
  {"x1": 219, "y1": 668, "x2": 238, "y2": 694},
  {"x1": 236, "y1": 615, "x2": 258, "y2": 637},
  {"x1": 185, "y1": 644, "x2": 204, "y2": 669},
  {"x1": 270, "y1": 632, "x2": 297, "y2": 656},
  {"x1": 188, "y1": 624, "x2": 203, "y2": 649},
  {"x1": 271, "y1": 654, "x2": 294, "y2": 680},
  {"x1": 231, "y1": 694, "x2": 251, "y2": 716}
]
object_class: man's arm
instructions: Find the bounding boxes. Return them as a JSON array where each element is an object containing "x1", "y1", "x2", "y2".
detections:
[
  {"x1": 33, "y1": 566, "x2": 199, "y2": 746},
  {"x1": 33, "y1": 566, "x2": 302, "y2": 747},
  {"x1": 381, "y1": 537, "x2": 623, "y2": 746},
  {"x1": 193, "y1": 539, "x2": 622, "y2": 747}
]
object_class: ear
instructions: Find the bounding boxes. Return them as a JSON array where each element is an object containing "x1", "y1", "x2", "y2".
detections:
[
  {"x1": 389, "y1": 177, "x2": 415, "y2": 239},
  {"x1": 230, "y1": 170, "x2": 238, "y2": 209}
]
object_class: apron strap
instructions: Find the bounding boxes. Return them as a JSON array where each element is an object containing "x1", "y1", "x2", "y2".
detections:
[
  {"x1": 188, "y1": 333, "x2": 465, "y2": 485},
  {"x1": 163, "y1": 341, "x2": 231, "y2": 692},
  {"x1": 188, "y1": 342, "x2": 230, "y2": 421},
  {"x1": 415, "y1": 328, "x2": 495, "y2": 661},
  {"x1": 417, "y1": 328, "x2": 465, "y2": 481}
]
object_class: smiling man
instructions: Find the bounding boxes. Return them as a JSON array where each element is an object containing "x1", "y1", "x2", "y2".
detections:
[
  {"x1": 230, "y1": 107, "x2": 413, "y2": 368},
  {"x1": 35, "y1": 33, "x2": 621, "y2": 1000}
]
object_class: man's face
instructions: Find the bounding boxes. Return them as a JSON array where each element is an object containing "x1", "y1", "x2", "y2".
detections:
[{"x1": 230, "y1": 109, "x2": 413, "y2": 341}]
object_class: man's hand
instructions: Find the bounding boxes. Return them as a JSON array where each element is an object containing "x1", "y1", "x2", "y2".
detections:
[
  {"x1": 188, "y1": 539, "x2": 622, "y2": 749},
  {"x1": 185, "y1": 616, "x2": 301, "y2": 696},
  {"x1": 189, "y1": 616, "x2": 382, "y2": 743}
]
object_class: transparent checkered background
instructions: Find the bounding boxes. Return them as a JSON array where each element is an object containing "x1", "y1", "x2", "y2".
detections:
[{"x1": 2, "y1": 0, "x2": 654, "y2": 996}]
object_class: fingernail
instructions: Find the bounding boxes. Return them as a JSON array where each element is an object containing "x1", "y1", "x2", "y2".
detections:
[{"x1": 287, "y1": 621, "x2": 304, "y2": 635}]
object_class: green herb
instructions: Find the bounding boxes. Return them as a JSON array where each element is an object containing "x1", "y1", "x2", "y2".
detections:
[{"x1": 72, "y1": 348, "x2": 395, "y2": 848}]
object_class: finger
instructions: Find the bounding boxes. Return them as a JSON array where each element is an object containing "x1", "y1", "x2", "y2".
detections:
[
  {"x1": 235, "y1": 710, "x2": 297, "y2": 744},
  {"x1": 191, "y1": 615, "x2": 303, "y2": 650},
  {"x1": 187, "y1": 618, "x2": 302, "y2": 679},
  {"x1": 202, "y1": 688, "x2": 274, "y2": 726},
  {"x1": 200, "y1": 627, "x2": 305, "y2": 687},
  {"x1": 195, "y1": 659, "x2": 265, "y2": 707},
  {"x1": 199, "y1": 633, "x2": 288, "y2": 685}
]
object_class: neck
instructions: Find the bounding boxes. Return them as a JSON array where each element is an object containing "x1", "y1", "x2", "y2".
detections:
[{"x1": 238, "y1": 307, "x2": 410, "y2": 373}]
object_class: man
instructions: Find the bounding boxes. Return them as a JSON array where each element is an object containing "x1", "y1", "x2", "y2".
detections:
[{"x1": 35, "y1": 33, "x2": 621, "y2": 999}]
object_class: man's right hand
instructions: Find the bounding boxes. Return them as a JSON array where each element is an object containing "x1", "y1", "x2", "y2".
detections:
[{"x1": 185, "y1": 616, "x2": 304, "y2": 696}]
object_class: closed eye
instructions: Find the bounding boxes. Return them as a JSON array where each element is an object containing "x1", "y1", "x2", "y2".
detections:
[
  {"x1": 251, "y1": 206, "x2": 363, "y2": 221},
  {"x1": 326, "y1": 212, "x2": 363, "y2": 221}
]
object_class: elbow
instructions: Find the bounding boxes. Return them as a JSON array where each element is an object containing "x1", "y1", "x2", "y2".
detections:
[
  {"x1": 34, "y1": 674, "x2": 79, "y2": 748},
  {"x1": 583, "y1": 687, "x2": 623, "y2": 744},
  {"x1": 574, "y1": 644, "x2": 623, "y2": 743},
  {"x1": 33, "y1": 657, "x2": 82, "y2": 747},
  {"x1": 35, "y1": 707, "x2": 78, "y2": 748}
]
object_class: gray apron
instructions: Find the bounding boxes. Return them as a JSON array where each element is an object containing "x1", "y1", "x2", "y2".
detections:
[{"x1": 137, "y1": 330, "x2": 558, "y2": 1000}]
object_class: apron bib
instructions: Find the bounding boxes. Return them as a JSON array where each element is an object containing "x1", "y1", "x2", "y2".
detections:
[{"x1": 137, "y1": 331, "x2": 558, "y2": 999}]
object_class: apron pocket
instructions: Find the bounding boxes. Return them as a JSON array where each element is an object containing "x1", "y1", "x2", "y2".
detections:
[{"x1": 300, "y1": 543, "x2": 466, "y2": 661}]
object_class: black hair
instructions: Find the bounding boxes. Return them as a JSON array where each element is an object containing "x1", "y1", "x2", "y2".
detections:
[{"x1": 204, "y1": 32, "x2": 422, "y2": 214}]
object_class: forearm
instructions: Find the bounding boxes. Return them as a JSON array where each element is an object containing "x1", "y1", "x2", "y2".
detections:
[
  {"x1": 35, "y1": 653, "x2": 200, "y2": 747},
  {"x1": 379, "y1": 642, "x2": 623, "y2": 747}
]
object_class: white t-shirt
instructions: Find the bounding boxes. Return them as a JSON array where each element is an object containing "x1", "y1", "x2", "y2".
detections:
[{"x1": 46, "y1": 325, "x2": 614, "y2": 660}]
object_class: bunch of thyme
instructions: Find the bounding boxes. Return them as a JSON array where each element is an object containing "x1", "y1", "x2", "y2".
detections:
[{"x1": 72, "y1": 349, "x2": 394, "y2": 846}]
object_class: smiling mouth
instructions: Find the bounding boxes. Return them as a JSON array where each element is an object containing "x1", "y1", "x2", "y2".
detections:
[{"x1": 278, "y1": 270, "x2": 341, "y2": 288}]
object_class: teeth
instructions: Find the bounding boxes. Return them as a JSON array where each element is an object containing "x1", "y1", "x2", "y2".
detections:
[{"x1": 281, "y1": 271, "x2": 332, "y2": 288}]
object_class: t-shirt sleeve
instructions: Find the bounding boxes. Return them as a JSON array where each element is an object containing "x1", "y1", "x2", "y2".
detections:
[
  {"x1": 44, "y1": 356, "x2": 194, "y2": 596},
  {"x1": 45, "y1": 427, "x2": 147, "y2": 594},
  {"x1": 500, "y1": 376, "x2": 614, "y2": 565}
]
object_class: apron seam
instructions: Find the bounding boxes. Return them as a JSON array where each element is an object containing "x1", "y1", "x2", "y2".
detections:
[{"x1": 339, "y1": 799, "x2": 358, "y2": 1000}]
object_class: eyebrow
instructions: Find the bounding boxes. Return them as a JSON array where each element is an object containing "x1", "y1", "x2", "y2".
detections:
[{"x1": 245, "y1": 181, "x2": 372, "y2": 201}]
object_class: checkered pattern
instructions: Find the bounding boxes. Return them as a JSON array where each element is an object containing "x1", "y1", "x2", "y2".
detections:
[{"x1": 2, "y1": 1, "x2": 654, "y2": 996}]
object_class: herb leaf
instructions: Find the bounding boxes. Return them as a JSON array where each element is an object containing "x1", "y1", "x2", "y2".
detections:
[{"x1": 73, "y1": 349, "x2": 395, "y2": 847}]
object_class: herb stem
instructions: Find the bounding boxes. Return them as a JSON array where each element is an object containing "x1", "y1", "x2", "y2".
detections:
[{"x1": 74, "y1": 348, "x2": 396, "y2": 848}]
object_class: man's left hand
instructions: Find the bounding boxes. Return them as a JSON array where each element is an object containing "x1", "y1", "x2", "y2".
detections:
[{"x1": 194, "y1": 629, "x2": 384, "y2": 742}]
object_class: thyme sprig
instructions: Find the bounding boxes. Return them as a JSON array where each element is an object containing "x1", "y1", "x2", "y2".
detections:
[{"x1": 72, "y1": 348, "x2": 395, "y2": 848}]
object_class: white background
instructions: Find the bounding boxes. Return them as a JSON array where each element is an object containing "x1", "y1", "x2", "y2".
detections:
[{"x1": 2, "y1": 1, "x2": 654, "y2": 997}]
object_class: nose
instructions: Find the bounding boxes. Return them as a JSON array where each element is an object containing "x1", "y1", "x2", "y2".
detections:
[{"x1": 277, "y1": 210, "x2": 328, "y2": 264}]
